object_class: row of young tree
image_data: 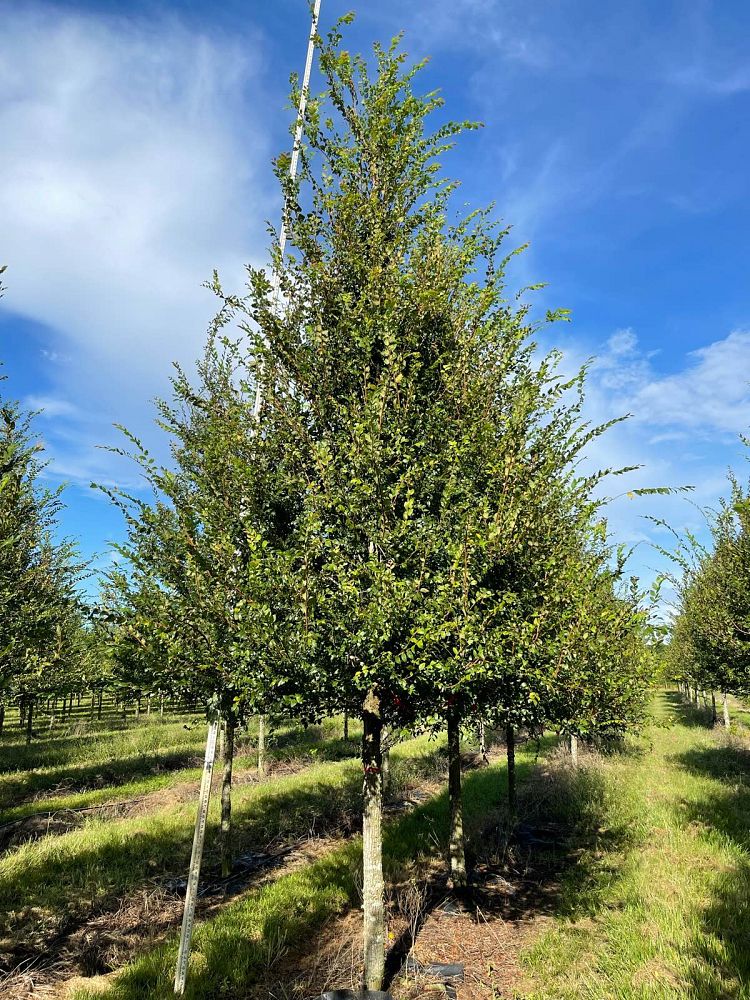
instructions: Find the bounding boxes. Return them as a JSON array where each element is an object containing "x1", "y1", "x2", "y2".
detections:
[
  {"x1": 94, "y1": 24, "x2": 658, "y2": 990},
  {"x1": 0, "y1": 267, "x2": 93, "y2": 741},
  {"x1": 667, "y1": 453, "x2": 750, "y2": 728}
]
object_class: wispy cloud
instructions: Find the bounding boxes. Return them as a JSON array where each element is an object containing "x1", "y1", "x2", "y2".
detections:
[
  {"x1": 0, "y1": 2, "x2": 272, "y2": 409},
  {"x1": 631, "y1": 330, "x2": 750, "y2": 437},
  {"x1": 560, "y1": 324, "x2": 750, "y2": 601},
  {"x1": 0, "y1": 2, "x2": 276, "y2": 481},
  {"x1": 24, "y1": 395, "x2": 79, "y2": 419}
]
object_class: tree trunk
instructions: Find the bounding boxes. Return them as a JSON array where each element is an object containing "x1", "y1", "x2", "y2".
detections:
[
  {"x1": 711, "y1": 692, "x2": 717, "y2": 726},
  {"x1": 257, "y1": 714, "x2": 266, "y2": 777},
  {"x1": 447, "y1": 710, "x2": 467, "y2": 888},
  {"x1": 98, "y1": 690, "x2": 103, "y2": 719},
  {"x1": 381, "y1": 740, "x2": 391, "y2": 798},
  {"x1": 220, "y1": 715, "x2": 235, "y2": 878},
  {"x1": 569, "y1": 733, "x2": 578, "y2": 765},
  {"x1": 90, "y1": 690, "x2": 96, "y2": 721},
  {"x1": 343, "y1": 709, "x2": 349, "y2": 741},
  {"x1": 723, "y1": 692, "x2": 731, "y2": 730},
  {"x1": 159, "y1": 692, "x2": 164, "y2": 717},
  {"x1": 362, "y1": 688, "x2": 385, "y2": 991},
  {"x1": 19, "y1": 698, "x2": 26, "y2": 727},
  {"x1": 0, "y1": 703, "x2": 5, "y2": 735},
  {"x1": 478, "y1": 719, "x2": 486, "y2": 758},
  {"x1": 26, "y1": 698, "x2": 34, "y2": 745},
  {"x1": 147, "y1": 696, "x2": 152, "y2": 717},
  {"x1": 506, "y1": 723, "x2": 516, "y2": 813},
  {"x1": 135, "y1": 696, "x2": 141, "y2": 721}
]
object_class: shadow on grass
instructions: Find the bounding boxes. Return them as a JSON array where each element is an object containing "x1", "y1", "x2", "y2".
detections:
[
  {"x1": 673, "y1": 742, "x2": 750, "y2": 995},
  {"x1": 663, "y1": 690, "x2": 718, "y2": 730},
  {"x1": 678, "y1": 742, "x2": 750, "y2": 789},
  {"x1": 0, "y1": 748, "x2": 204, "y2": 815}
]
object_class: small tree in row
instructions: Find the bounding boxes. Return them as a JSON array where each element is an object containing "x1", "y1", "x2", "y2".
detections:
[
  {"x1": 0, "y1": 351, "x2": 87, "y2": 740},
  {"x1": 668, "y1": 463, "x2": 750, "y2": 724}
]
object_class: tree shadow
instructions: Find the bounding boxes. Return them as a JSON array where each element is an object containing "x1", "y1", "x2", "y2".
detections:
[
  {"x1": 0, "y1": 748, "x2": 203, "y2": 816},
  {"x1": 678, "y1": 742, "x2": 750, "y2": 789},
  {"x1": 662, "y1": 690, "x2": 720, "y2": 730},
  {"x1": 672, "y1": 742, "x2": 750, "y2": 995}
]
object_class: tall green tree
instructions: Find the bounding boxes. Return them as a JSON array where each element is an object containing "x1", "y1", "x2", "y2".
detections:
[
  {"x1": 241, "y1": 18, "x2": 658, "y2": 984},
  {"x1": 100, "y1": 334, "x2": 304, "y2": 873}
]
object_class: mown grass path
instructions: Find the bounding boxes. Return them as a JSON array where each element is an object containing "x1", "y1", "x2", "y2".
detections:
[
  {"x1": 0, "y1": 715, "x2": 361, "y2": 822},
  {"x1": 524, "y1": 691, "x2": 750, "y2": 999}
]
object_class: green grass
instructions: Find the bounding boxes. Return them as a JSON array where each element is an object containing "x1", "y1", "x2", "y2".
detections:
[
  {"x1": 0, "y1": 730, "x2": 442, "y2": 947},
  {"x1": 19, "y1": 693, "x2": 750, "y2": 999},
  {"x1": 0, "y1": 715, "x2": 361, "y2": 821},
  {"x1": 521, "y1": 691, "x2": 750, "y2": 999},
  {"x1": 70, "y1": 735, "x2": 541, "y2": 1000}
]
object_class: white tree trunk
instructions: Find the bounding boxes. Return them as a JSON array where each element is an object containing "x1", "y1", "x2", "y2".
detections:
[
  {"x1": 257, "y1": 714, "x2": 266, "y2": 777},
  {"x1": 220, "y1": 715, "x2": 235, "y2": 877},
  {"x1": 362, "y1": 688, "x2": 385, "y2": 991},
  {"x1": 448, "y1": 711, "x2": 467, "y2": 888}
]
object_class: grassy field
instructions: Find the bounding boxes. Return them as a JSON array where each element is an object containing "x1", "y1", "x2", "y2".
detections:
[
  {"x1": 0, "y1": 710, "x2": 361, "y2": 821},
  {"x1": 6, "y1": 691, "x2": 750, "y2": 999},
  {"x1": 0, "y1": 703, "x2": 459, "y2": 997},
  {"x1": 521, "y1": 691, "x2": 750, "y2": 999},
  {"x1": 69, "y1": 737, "x2": 530, "y2": 1000}
]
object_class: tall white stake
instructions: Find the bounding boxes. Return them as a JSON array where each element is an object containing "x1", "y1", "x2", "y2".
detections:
[
  {"x1": 173, "y1": 5, "x2": 322, "y2": 994},
  {"x1": 174, "y1": 718, "x2": 219, "y2": 995},
  {"x1": 253, "y1": 0, "x2": 322, "y2": 419}
]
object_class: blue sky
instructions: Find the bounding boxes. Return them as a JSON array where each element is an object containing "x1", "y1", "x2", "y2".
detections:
[{"x1": 2, "y1": 0, "x2": 750, "y2": 611}]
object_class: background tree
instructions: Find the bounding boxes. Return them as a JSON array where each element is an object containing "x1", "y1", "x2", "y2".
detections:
[
  {"x1": 0, "y1": 385, "x2": 86, "y2": 742},
  {"x1": 100, "y1": 334, "x2": 304, "y2": 874},
  {"x1": 667, "y1": 467, "x2": 750, "y2": 723}
]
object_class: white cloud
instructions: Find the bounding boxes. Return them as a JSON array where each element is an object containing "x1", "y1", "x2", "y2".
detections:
[
  {"x1": 559, "y1": 325, "x2": 750, "y2": 607},
  {"x1": 0, "y1": 3, "x2": 274, "y2": 437},
  {"x1": 633, "y1": 330, "x2": 750, "y2": 436},
  {"x1": 24, "y1": 394, "x2": 78, "y2": 418}
]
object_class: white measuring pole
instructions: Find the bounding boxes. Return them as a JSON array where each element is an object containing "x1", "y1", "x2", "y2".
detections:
[
  {"x1": 253, "y1": 0, "x2": 322, "y2": 419},
  {"x1": 174, "y1": 718, "x2": 219, "y2": 995},
  {"x1": 173, "y1": 5, "x2": 322, "y2": 994}
]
